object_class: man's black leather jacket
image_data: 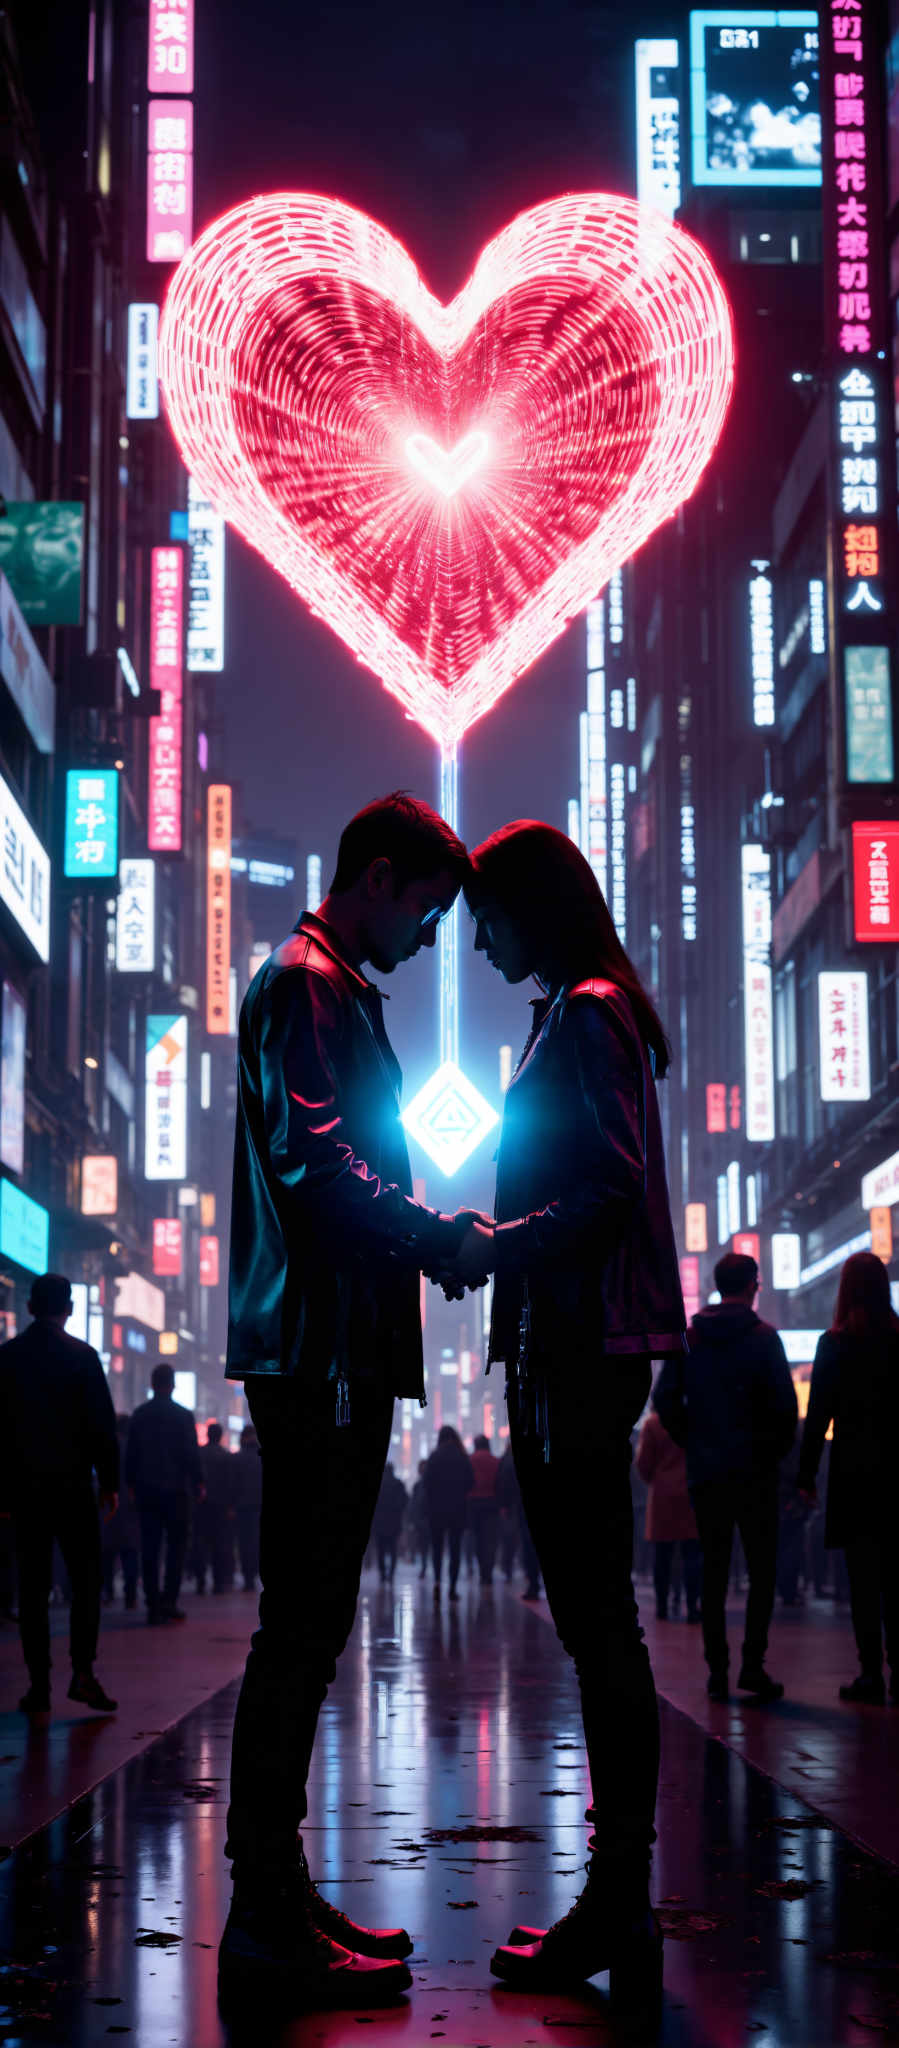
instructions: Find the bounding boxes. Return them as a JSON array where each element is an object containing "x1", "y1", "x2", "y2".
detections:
[
  {"x1": 489, "y1": 978, "x2": 686, "y2": 1372},
  {"x1": 226, "y1": 913, "x2": 459, "y2": 1399}
]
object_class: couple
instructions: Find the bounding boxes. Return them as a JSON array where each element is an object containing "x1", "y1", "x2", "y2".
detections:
[{"x1": 219, "y1": 792, "x2": 685, "y2": 2026}]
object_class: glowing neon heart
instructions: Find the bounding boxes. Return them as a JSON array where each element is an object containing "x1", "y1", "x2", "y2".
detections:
[
  {"x1": 405, "y1": 429, "x2": 490, "y2": 499},
  {"x1": 159, "y1": 193, "x2": 734, "y2": 748}
]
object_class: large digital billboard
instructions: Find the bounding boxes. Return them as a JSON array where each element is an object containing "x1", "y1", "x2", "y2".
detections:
[{"x1": 690, "y1": 10, "x2": 821, "y2": 187}]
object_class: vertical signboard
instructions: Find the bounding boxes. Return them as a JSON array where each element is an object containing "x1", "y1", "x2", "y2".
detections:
[
  {"x1": 199, "y1": 1234, "x2": 219, "y2": 1286},
  {"x1": 706, "y1": 1081, "x2": 727, "y2": 1133},
  {"x1": 772, "y1": 1232, "x2": 801, "y2": 1289},
  {"x1": 206, "y1": 784, "x2": 232, "y2": 1034},
  {"x1": 126, "y1": 304, "x2": 159, "y2": 419},
  {"x1": 818, "y1": 969, "x2": 870, "y2": 1100},
  {"x1": 635, "y1": 39, "x2": 681, "y2": 216},
  {"x1": 742, "y1": 844, "x2": 775, "y2": 1142},
  {"x1": 852, "y1": 820, "x2": 899, "y2": 939},
  {"x1": 820, "y1": 0, "x2": 897, "y2": 785},
  {"x1": 148, "y1": 546, "x2": 184, "y2": 852},
  {"x1": 749, "y1": 564, "x2": 775, "y2": 726},
  {"x1": 116, "y1": 858, "x2": 156, "y2": 972},
  {"x1": 148, "y1": 0, "x2": 194, "y2": 92},
  {"x1": 64, "y1": 769, "x2": 119, "y2": 878},
  {"x1": 581, "y1": 600, "x2": 608, "y2": 897},
  {"x1": 187, "y1": 476, "x2": 225, "y2": 670},
  {"x1": 685, "y1": 1201, "x2": 708, "y2": 1252},
  {"x1": 0, "y1": 770, "x2": 50, "y2": 962},
  {"x1": 145, "y1": 1015, "x2": 188, "y2": 1180},
  {"x1": 0, "y1": 982, "x2": 25, "y2": 1174},
  {"x1": 81, "y1": 1156, "x2": 118, "y2": 1215},
  {"x1": 679, "y1": 1253, "x2": 701, "y2": 1322},
  {"x1": 147, "y1": 98, "x2": 193, "y2": 265},
  {"x1": 152, "y1": 1216, "x2": 183, "y2": 1275},
  {"x1": 870, "y1": 1205, "x2": 893, "y2": 1263}
]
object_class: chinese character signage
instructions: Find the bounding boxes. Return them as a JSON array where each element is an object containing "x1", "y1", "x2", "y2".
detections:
[
  {"x1": 148, "y1": 0, "x2": 194, "y2": 93},
  {"x1": 199, "y1": 1233, "x2": 219, "y2": 1286},
  {"x1": 852, "y1": 820, "x2": 899, "y2": 939},
  {"x1": 706, "y1": 1082, "x2": 727, "y2": 1133},
  {"x1": 0, "y1": 768, "x2": 50, "y2": 962},
  {"x1": 187, "y1": 476, "x2": 225, "y2": 670},
  {"x1": 64, "y1": 769, "x2": 119, "y2": 879},
  {"x1": 116, "y1": 858, "x2": 156, "y2": 973},
  {"x1": 127, "y1": 304, "x2": 159, "y2": 418},
  {"x1": 818, "y1": 969, "x2": 870, "y2": 1100},
  {"x1": 870, "y1": 1205, "x2": 893, "y2": 1263},
  {"x1": 771, "y1": 1232, "x2": 801, "y2": 1289},
  {"x1": 635, "y1": 39, "x2": 681, "y2": 217},
  {"x1": 147, "y1": 99, "x2": 193, "y2": 264},
  {"x1": 749, "y1": 566, "x2": 775, "y2": 725},
  {"x1": 741, "y1": 845, "x2": 775, "y2": 1141},
  {"x1": 81, "y1": 1156, "x2": 118, "y2": 1216},
  {"x1": 152, "y1": 1216, "x2": 183, "y2": 1275},
  {"x1": 689, "y1": 11, "x2": 821, "y2": 187},
  {"x1": 0, "y1": 982, "x2": 25, "y2": 1175},
  {"x1": 580, "y1": 600, "x2": 607, "y2": 897},
  {"x1": 145, "y1": 1014, "x2": 188, "y2": 1180},
  {"x1": 0, "y1": 1177, "x2": 49, "y2": 1275},
  {"x1": 207, "y1": 784, "x2": 232, "y2": 1034},
  {"x1": 685, "y1": 1201, "x2": 708, "y2": 1252},
  {"x1": 148, "y1": 546, "x2": 184, "y2": 852},
  {"x1": 820, "y1": 0, "x2": 897, "y2": 783},
  {"x1": 732, "y1": 1231, "x2": 760, "y2": 1265}
]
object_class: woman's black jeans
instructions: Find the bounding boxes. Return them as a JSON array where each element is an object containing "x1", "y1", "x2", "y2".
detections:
[{"x1": 509, "y1": 1353, "x2": 659, "y2": 1864}]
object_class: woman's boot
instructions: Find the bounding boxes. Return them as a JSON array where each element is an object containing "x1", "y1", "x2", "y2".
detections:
[{"x1": 491, "y1": 1845, "x2": 663, "y2": 2030}]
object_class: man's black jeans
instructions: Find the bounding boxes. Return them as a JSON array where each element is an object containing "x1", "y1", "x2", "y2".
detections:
[
  {"x1": 690, "y1": 1471, "x2": 779, "y2": 1678},
  {"x1": 14, "y1": 1477, "x2": 102, "y2": 1682},
  {"x1": 138, "y1": 1489, "x2": 190, "y2": 1617},
  {"x1": 510, "y1": 1354, "x2": 658, "y2": 1862},
  {"x1": 226, "y1": 1374, "x2": 393, "y2": 1885},
  {"x1": 844, "y1": 1531, "x2": 899, "y2": 1682}
]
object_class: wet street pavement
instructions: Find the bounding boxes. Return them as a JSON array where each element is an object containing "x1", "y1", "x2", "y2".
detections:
[{"x1": 0, "y1": 1574, "x2": 897, "y2": 2045}]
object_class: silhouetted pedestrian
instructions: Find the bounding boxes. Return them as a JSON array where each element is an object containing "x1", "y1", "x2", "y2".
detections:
[
  {"x1": 101, "y1": 1414, "x2": 140, "y2": 1608},
  {"x1": 196, "y1": 1422, "x2": 236, "y2": 1593},
  {"x1": 231, "y1": 1426, "x2": 262, "y2": 1590},
  {"x1": 655, "y1": 1250, "x2": 797, "y2": 1704},
  {"x1": 0, "y1": 1273, "x2": 119, "y2": 1716},
  {"x1": 424, "y1": 1426, "x2": 473, "y2": 1599},
  {"x1": 798, "y1": 1250, "x2": 899, "y2": 1704},
  {"x1": 468, "y1": 1433, "x2": 500, "y2": 1583},
  {"x1": 372, "y1": 1462, "x2": 407, "y2": 1580},
  {"x1": 408, "y1": 1459, "x2": 430, "y2": 1577},
  {"x1": 126, "y1": 1363, "x2": 204, "y2": 1623},
  {"x1": 635, "y1": 1408, "x2": 701, "y2": 1622}
]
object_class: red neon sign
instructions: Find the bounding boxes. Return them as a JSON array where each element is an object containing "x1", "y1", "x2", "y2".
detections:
[
  {"x1": 148, "y1": 546, "x2": 184, "y2": 852},
  {"x1": 706, "y1": 1082, "x2": 727, "y2": 1134},
  {"x1": 158, "y1": 193, "x2": 734, "y2": 748},
  {"x1": 732, "y1": 1233, "x2": 760, "y2": 1266},
  {"x1": 199, "y1": 1234, "x2": 220, "y2": 1287},
  {"x1": 852, "y1": 820, "x2": 899, "y2": 940},
  {"x1": 148, "y1": 0, "x2": 194, "y2": 93},
  {"x1": 152, "y1": 1217, "x2": 183, "y2": 1276},
  {"x1": 147, "y1": 100, "x2": 194, "y2": 265}
]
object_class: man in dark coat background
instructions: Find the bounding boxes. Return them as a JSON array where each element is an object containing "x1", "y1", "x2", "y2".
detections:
[
  {"x1": 0, "y1": 1272, "x2": 119, "y2": 1717},
  {"x1": 126, "y1": 1363, "x2": 204, "y2": 1624},
  {"x1": 654, "y1": 1250, "x2": 797, "y2": 1703}
]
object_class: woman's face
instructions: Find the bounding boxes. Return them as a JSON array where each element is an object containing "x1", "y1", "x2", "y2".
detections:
[{"x1": 470, "y1": 899, "x2": 537, "y2": 984}]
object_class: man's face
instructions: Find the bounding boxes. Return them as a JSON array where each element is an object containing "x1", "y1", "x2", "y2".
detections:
[
  {"x1": 471, "y1": 899, "x2": 535, "y2": 984},
  {"x1": 364, "y1": 862, "x2": 460, "y2": 974}
]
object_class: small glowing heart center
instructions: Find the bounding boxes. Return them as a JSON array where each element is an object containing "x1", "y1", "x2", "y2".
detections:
[{"x1": 405, "y1": 428, "x2": 489, "y2": 499}]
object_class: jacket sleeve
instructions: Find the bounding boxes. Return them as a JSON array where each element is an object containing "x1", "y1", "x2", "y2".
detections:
[
  {"x1": 85, "y1": 1351, "x2": 120, "y2": 1494},
  {"x1": 653, "y1": 1358, "x2": 688, "y2": 1447},
  {"x1": 491, "y1": 995, "x2": 645, "y2": 1273},
  {"x1": 797, "y1": 1336, "x2": 837, "y2": 1490},
  {"x1": 259, "y1": 970, "x2": 461, "y2": 1265},
  {"x1": 761, "y1": 1331, "x2": 799, "y2": 1460}
]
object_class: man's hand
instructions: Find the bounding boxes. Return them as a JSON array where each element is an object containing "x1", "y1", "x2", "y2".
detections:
[
  {"x1": 451, "y1": 1221, "x2": 495, "y2": 1288},
  {"x1": 99, "y1": 1490, "x2": 119, "y2": 1522}
]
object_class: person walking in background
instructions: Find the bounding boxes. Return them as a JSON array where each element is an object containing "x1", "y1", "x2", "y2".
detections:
[
  {"x1": 655, "y1": 1250, "x2": 797, "y2": 1704},
  {"x1": 101, "y1": 1414, "x2": 140, "y2": 1610},
  {"x1": 468, "y1": 1433, "x2": 500, "y2": 1584},
  {"x1": 635, "y1": 1406, "x2": 701, "y2": 1623},
  {"x1": 371, "y1": 1463, "x2": 407, "y2": 1581},
  {"x1": 798, "y1": 1250, "x2": 899, "y2": 1704},
  {"x1": 408, "y1": 1458, "x2": 430, "y2": 1578},
  {"x1": 0, "y1": 1273, "x2": 119, "y2": 1717},
  {"x1": 196, "y1": 1422, "x2": 236, "y2": 1594},
  {"x1": 232, "y1": 1426, "x2": 262, "y2": 1591},
  {"x1": 424, "y1": 1426, "x2": 474, "y2": 1600},
  {"x1": 126, "y1": 1363, "x2": 204, "y2": 1624}
]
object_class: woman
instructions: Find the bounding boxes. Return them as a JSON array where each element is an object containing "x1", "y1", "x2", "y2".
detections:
[
  {"x1": 423, "y1": 1426, "x2": 473, "y2": 1600},
  {"x1": 635, "y1": 1407, "x2": 702, "y2": 1622},
  {"x1": 450, "y1": 821, "x2": 685, "y2": 2026},
  {"x1": 798, "y1": 1250, "x2": 899, "y2": 1704}
]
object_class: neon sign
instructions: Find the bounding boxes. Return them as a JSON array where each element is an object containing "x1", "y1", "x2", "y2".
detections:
[
  {"x1": 818, "y1": 970, "x2": 870, "y2": 1101},
  {"x1": 749, "y1": 565, "x2": 775, "y2": 726},
  {"x1": 147, "y1": 100, "x2": 193, "y2": 265},
  {"x1": 405, "y1": 430, "x2": 489, "y2": 498},
  {"x1": 741, "y1": 844, "x2": 775, "y2": 1142},
  {"x1": 148, "y1": 546, "x2": 184, "y2": 852},
  {"x1": 158, "y1": 192, "x2": 734, "y2": 750},
  {"x1": 852, "y1": 820, "x2": 899, "y2": 940}
]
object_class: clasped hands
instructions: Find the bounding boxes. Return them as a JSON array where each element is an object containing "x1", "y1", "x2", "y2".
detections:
[{"x1": 427, "y1": 1210, "x2": 495, "y2": 1301}]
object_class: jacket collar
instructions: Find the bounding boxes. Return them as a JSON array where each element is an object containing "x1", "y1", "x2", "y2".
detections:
[{"x1": 294, "y1": 912, "x2": 388, "y2": 999}]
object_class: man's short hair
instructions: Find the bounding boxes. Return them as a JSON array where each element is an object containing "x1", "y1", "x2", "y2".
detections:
[
  {"x1": 474, "y1": 1433, "x2": 489, "y2": 1451},
  {"x1": 714, "y1": 1251, "x2": 758, "y2": 1298},
  {"x1": 330, "y1": 792, "x2": 467, "y2": 895},
  {"x1": 152, "y1": 1362, "x2": 175, "y2": 1395},
  {"x1": 29, "y1": 1273, "x2": 72, "y2": 1318},
  {"x1": 207, "y1": 1421, "x2": 223, "y2": 1444}
]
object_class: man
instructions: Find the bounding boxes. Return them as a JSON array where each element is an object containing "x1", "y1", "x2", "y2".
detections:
[
  {"x1": 125, "y1": 1363, "x2": 204, "y2": 1624},
  {"x1": 468, "y1": 1432, "x2": 500, "y2": 1584},
  {"x1": 231, "y1": 1425, "x2": 262, "y2": 1592},
  {"x1": 654, "y1": 1251, "x2": 798, "y2": 1703},
  {"x1": 219, "y1": 792, "x2": 485, "y2": 2009},
  {"x1": 196, "y1": 1422, "x2": 236, "y2": 1594},
  {"x1": 0, "y1": 1272, "x2": 119, "y2": 1717}
]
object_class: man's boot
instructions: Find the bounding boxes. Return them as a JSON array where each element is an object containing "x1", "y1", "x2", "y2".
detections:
[
  {"x1": 218, "y1": 1869, "x2": 412, "y2": 2010},
  {"x1": 491, "y1": 1846, "x2": 663, "y2": 2029},
  {"x1": 297, "y1": 1842, "x2": 413, "y2": 1959}
]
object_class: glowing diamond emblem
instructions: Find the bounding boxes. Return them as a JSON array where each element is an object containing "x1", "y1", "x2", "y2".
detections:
[{"x1": 402, "y1": 1060, "x2": 499, "y2": 1177}]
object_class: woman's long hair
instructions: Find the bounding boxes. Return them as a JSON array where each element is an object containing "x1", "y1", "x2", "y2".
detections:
[
  {"x1": 465, "y1": 821, "x2": 671, "y2": 1077},
  {"x1": 831, "y1": 1250, "x2": 899, "y2": 1339}
]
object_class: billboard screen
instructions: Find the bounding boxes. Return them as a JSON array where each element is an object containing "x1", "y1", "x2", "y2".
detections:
[
  {"x1": 690, "y1": 10, "x2": 821, "y2": 187},
  {"x1": 0, "y1": 1177, "x2": 49, "y2": 1275}
]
